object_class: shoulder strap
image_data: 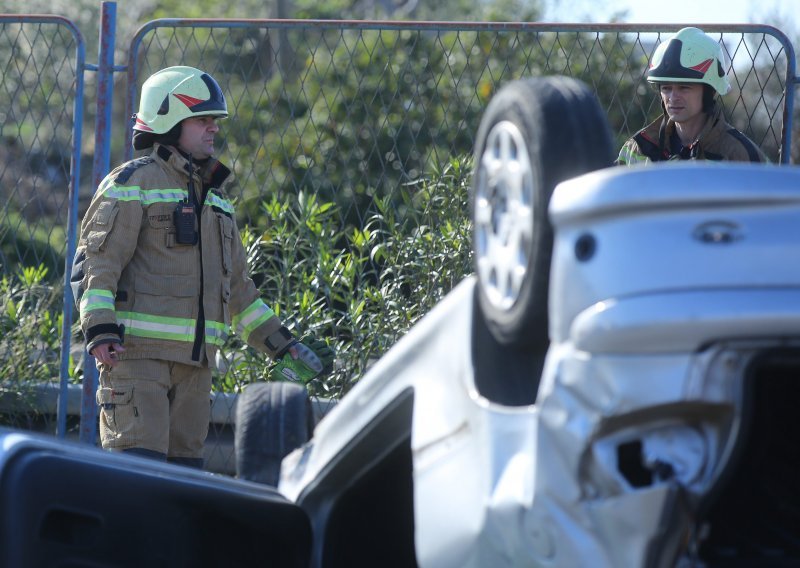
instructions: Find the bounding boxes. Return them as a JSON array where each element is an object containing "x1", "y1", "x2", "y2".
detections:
[{"x1": 113, "y1": 156, "x2": 155, "y2": 184}]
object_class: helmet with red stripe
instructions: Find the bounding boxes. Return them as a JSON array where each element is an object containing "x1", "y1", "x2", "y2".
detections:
[
  {"x1": 646, "y1": 27, "x2": 731, "y2": 96},
  {"x1": 133, "y1": 66, "x2": 228, "y2": 134}
]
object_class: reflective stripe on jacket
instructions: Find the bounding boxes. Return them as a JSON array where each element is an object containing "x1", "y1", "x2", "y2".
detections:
[{"x1": 72, "y1": 143, "x2": 291, "y2": 367}]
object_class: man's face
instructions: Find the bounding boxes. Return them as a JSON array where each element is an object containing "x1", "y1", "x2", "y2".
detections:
[
  {"x1": 658, "y1": 83, "x2": 704, "y2": 124},
  {"x1": 177, "y1": 116, "x2": 220, "y2": 159}
]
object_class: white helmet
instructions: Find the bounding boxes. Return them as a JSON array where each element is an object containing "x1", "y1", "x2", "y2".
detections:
[
  {"x1": 133, "y1": 66, "x2": 228, "y2": 134},
  {"x1": 647, "y1": 27, "x2": 731, "y2": 96}
]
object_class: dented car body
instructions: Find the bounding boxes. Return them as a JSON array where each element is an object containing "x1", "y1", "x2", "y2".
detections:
[{"x1": 278, "y1": 162, "x2": 800, "y2": 567}]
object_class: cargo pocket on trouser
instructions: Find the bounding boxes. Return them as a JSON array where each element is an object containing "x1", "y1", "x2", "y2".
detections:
[
  {"x1": 96, "y1": 386, "x2": 137, "y2": 450},
  {"x1": 97, "y1": 359, "x2": 172, "y2": 454}
]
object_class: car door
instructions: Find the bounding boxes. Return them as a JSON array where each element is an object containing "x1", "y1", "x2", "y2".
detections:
[{"x1": 0, "y1": 428, "x2": 311, "y2": 567}]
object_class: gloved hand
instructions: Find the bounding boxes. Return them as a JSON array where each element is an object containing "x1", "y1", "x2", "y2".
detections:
[{"x1": 272, "y1": 337, "x2": 335, "y2": 383}]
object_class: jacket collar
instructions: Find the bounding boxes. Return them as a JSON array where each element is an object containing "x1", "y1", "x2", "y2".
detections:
[
  {"x1": 654, "y1": 105, "x2": 726, "y2": 158},
  {"x1": 152, "y1": 143, "x2": 232, "y2": 190}
]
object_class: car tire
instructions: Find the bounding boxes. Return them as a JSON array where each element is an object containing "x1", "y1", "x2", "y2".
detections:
[
  {"x1": 234, "y1": 381, "x2": 313, "y2": 486},
  {"x1": 472, "y1": 75, "x2": 614, "y2": 349}
]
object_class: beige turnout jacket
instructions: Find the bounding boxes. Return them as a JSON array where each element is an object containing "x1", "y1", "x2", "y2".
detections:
[{"x1": 72, "y1": 143, "x2": 292, "y2": 368}]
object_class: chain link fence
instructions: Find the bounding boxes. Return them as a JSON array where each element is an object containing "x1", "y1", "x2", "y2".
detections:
[
  {"x1": 0, "y1": 15, "x2": 85, "y2": 435},
  {"x1": 126, "y1": 22, "x2": 796, "y2": 217},
  {"x1": 0, "y1": 15, "x2": 797, "y2": 474},
  {"x1": 0, "y1": 17, "x2": 83, "y2": 275}
]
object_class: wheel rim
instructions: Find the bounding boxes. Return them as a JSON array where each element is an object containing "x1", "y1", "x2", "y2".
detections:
[{"x1": 474, "y1": 120, "x2": 535, "y2": 311}]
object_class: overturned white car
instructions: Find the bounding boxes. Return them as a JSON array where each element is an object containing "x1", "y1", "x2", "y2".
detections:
[{"x1": 267, "y1": 77, "x2": 800, "y2": 567}]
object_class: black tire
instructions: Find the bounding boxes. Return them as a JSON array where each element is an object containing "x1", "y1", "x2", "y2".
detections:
[
  {"x1": 234, "y1": 382, "x2": 313, "y2": 486},
  {"x1": 472, "y1": 76, "x2": 614, "y2": 349},
  {"x1": 471, "y1": 283, "x2": 545, "y2": 407}
]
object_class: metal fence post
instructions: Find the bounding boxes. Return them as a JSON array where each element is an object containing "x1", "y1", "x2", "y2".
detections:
[
  {"x1": 79, "y1": 0, "x2": 118, "y2": 445},
  {"x1": 780, "y1": 43, "x2": 798, "y2": 164},
  {"x1": 55, "y1": 20, "x2": 87, "y2": 439}
]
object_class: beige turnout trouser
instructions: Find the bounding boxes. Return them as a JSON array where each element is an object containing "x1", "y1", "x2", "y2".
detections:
[{"x1": 96, "y1": 358, "x2": 212, "y2": 459}]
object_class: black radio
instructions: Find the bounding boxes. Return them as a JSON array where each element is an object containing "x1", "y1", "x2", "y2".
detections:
[{"x1": 174, "y1": 202, "x2": 198, "y2": 245}]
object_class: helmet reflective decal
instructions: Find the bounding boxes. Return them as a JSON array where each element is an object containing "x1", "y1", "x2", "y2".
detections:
[
  {"x1": 135, "y1": 117, "x2": 153, "y2": 132},
  {"x1": 173, "y1": 93, "x2": 206, "y2": 107},
  {"x1": 690, "y1": 59, "x2": 713, "y2": 73}
]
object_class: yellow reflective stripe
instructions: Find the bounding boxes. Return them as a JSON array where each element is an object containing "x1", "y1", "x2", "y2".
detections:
[
  {"x1": 618, "y1": 146, "x2": 650, "y2": 166},
  {"x1": 117, "y1": 311, "x2": 195, "y2": 342},
  {"x1": 101, "y1": 184, "x2": 189, "y2": 204},
  {"x1": 96, "y1": 176, "x2": 118, "y2": 197},
  {"x1": 205, "y1": 320, "x2": 229, "y2": 347},
  {"x1": 102, "y1": 184, "x2": 142, "y2": 201},
  {"x1": 205, "y1": 192, "x2": 234, "y2": 214},
  {"x1": 141, "y1": 188, "x2": 188, "y2": 204},
  {"x1": 104, "y1": 312, "x2": 229, "y2": 347},
  {"x1": 232, "y1": 300, "x2": 275, "y2": 342},
  {"x1": 81, "y1": 289, "x2": 115, "y2": 314}
]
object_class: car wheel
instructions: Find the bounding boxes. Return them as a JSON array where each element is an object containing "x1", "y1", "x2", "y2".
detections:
[
  {"x1": 472, "y1": 75, "x2": 614, "y2": 349},
  {"x1": 234, "y1": 381, "x2": 313, "y2": 486}
]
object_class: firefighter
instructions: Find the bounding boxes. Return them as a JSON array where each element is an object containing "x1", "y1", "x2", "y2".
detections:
[
  {"x1": 617, "y1": 27, "x2": 766, "y2": 165},
  {"x1": 71, "y1": 66, "x2": 334, "y2": 468}
]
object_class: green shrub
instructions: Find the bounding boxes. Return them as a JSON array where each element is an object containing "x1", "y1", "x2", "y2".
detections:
[
  {"x1": 216, "y1": 154, "x2": 473, "y2": 398},
  {"x1": 0, "y1": 264, "x2": 72, "y2": 427}
]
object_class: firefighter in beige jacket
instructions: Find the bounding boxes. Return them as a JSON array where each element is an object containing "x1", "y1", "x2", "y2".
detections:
[
  {"x1": 617, "y1": 27, "x2": 766, "y2": 166},
  {"x1": 71, "y1": 66, "x2": 333, "y2": 467}
]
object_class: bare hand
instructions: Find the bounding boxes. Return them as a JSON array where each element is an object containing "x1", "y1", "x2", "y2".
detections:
[{"x1": 90, "y1": 342, "x2": 125, "y2": 367}]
